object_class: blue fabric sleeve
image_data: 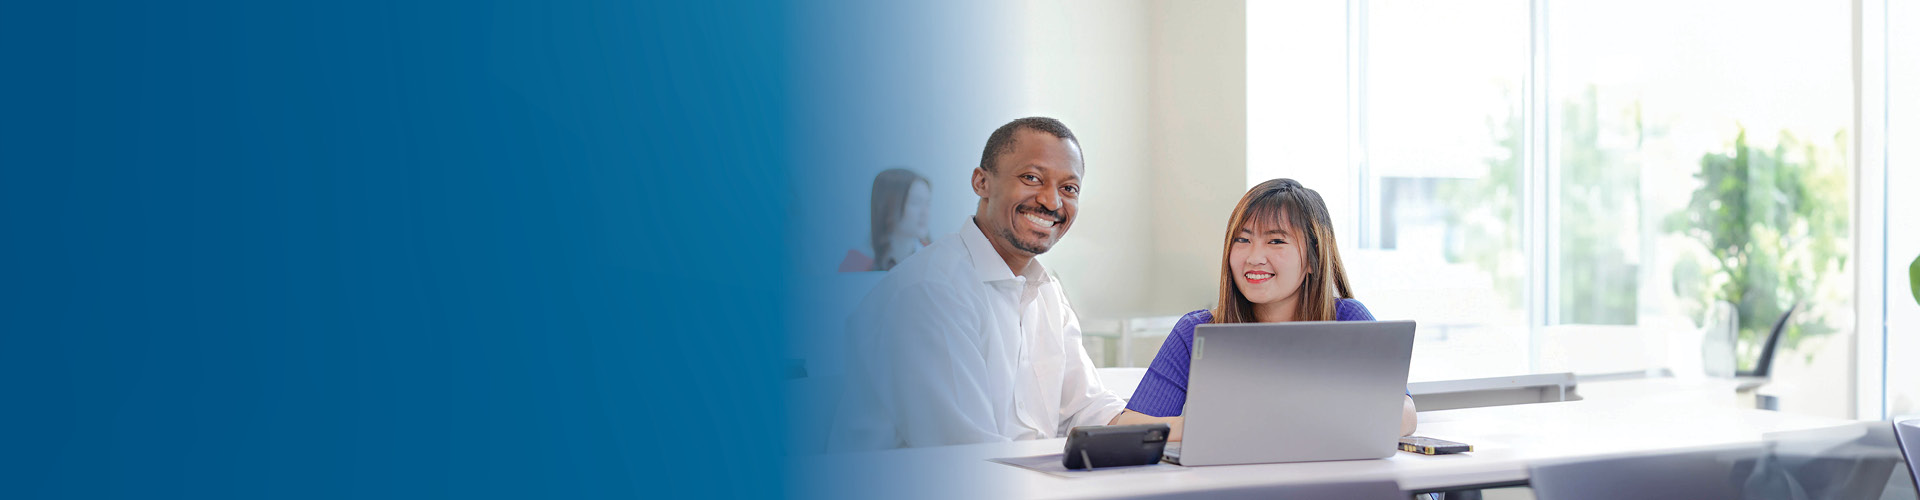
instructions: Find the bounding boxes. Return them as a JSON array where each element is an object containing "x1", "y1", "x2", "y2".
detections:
[
  {"x1": 1336, "y1": 298, "x2": 1376, "y2": 321},
  {"x1": 1125, "y1": 310, "x2": 1210, "y2": 417}
]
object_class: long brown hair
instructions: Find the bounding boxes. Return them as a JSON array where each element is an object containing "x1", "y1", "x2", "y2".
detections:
[
  {"x1": 870, "y1": 168, "x2": 929, "y2": 271},
  {"x1": 1211, "y1": 178, "x2": 1355, "y2": 323}
]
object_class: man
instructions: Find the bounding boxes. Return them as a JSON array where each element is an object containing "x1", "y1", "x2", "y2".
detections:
[{"x1": 830, "y1": 117, "x2": 1179, "y2": 450}]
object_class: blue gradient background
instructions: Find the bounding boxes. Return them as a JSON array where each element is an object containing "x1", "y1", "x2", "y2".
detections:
[
  {"x1": 3, "y1": 1, "x2": 789, "y2": 498},
  {"x1": 781, "y1": 2, "x2": 1028, "y2": 497}
]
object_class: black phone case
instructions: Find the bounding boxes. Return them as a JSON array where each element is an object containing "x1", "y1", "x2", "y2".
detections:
[
  {"x1": 1398, "y1": 436, "x2": 1472, "y2": 455},
  {"x1": 1061, "y1": 423, "x2": 1171, "y2": 469}
]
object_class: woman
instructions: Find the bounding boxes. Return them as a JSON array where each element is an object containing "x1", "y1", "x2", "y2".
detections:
[
  {"x1": 1110, "y1": 178, "x2": 1417, "y2": 439},
  {"x1": 868, "y1": 168, "x2": 932, "y2": 271}
]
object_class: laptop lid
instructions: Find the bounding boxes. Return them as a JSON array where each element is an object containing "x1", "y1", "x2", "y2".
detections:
[{"x1": 1175, "y1": 320, "x2": 1416, "y2": 466}]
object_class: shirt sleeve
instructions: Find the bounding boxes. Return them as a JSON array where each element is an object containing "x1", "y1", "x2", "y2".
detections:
[
  {"x1": 831, "y1": 282, "x2": 1008, "y2": 450},
  {"x1": 1337, "y1": 299, "x2": 1377, "y2": 321},
  {"x1": 1125, "y1": 313, "x2": 1200, "y2": 417},
  {"x1": 1055, "y1": 293, "x2": 1128, "y2": 434}
]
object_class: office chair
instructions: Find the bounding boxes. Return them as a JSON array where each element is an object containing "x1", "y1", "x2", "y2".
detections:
[
  {"x1": 1737, "y1": 303, "x2": 1796, "y2": 378},
  {"x1": 1529, "y1": 445, "x2": 1757, "y2": 500},
  {"x1": 1898, "y1": 419, "x2": 1920, "y2": 493},
  {"x1": 1735, "y1": 303, "x2": 1796, "y2": 410},
  {"x1": 1530, "y1": 422, "x2": 1913, "y2": 500}
]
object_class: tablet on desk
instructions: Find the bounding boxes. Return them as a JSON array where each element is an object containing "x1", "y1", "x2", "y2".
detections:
[{"x1": 1062, "y1": 424, "x2": 1169, "y2": 469}]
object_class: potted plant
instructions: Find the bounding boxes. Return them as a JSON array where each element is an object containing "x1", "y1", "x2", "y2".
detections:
[{"x1": 1667, "y1": 130, "x2": 1849, "y2": 373}]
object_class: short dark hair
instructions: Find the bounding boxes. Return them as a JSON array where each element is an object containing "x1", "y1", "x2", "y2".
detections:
[{"x1": 978, "y1": 117, "x2": 1080, "y2": 173}]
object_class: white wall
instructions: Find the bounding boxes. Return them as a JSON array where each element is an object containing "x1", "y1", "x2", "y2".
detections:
[
  {"x1": 1145, "y1": 0, "x2": 1249, "y2": 316},
  {"x1": 1015, "y1": 0, "x2": 1154, "y2": 321}
]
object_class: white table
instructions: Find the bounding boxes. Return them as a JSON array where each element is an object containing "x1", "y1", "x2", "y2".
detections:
[{"x1": 789, "y1": 397, "x2": 1856, "y2": 499}]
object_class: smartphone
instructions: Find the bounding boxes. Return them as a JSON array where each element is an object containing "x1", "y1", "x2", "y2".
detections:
[
  {"x1": 1061, "y1": 423, "x2": 1171, "y2": 470},
  {"x1": 1399, "y1": 436, "x2": 1473, "y2": 455}
]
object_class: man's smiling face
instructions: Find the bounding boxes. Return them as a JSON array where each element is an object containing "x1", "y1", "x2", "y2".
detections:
[{"x1": 973, "y1": 128, "x2": 1083, "y2": 260}]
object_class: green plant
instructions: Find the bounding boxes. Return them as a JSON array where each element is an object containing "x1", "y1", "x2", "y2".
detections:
[
  {"x1": 1911, "y1": 253, "x2": 1919, "y2": 306},
  {"x1": 1665, "y1": 129, "x2": 1849, "y2": 370}
]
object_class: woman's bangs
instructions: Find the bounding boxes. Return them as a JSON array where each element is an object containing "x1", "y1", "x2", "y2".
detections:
[{"x1": 1240, "y1": 191, "x2": 1296, "y2": 237}]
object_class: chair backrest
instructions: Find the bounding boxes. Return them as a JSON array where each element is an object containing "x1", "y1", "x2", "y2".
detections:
[
  {"x1": 1898, "y1": 419, "x2": 1920, "y2": 494},
  {"x1": 1739, "y1": 303, "x2": 1797, "y2": 378},
  {"x1": 1532, "y1": 422, "x2": 1918, "y2": 500},
  {"x1": 1529, "y1": 446, "x2": 1755, "y2": 500}
]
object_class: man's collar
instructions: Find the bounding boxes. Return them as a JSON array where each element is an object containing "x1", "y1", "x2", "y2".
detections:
[{"x1": 959, "y1": 217, "x2": 1051, "y2": 284}]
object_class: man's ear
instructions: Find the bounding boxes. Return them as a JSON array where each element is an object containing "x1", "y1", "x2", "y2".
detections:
[{"x1": 971, "y1": 168, "x2": 991, "y2": 199}]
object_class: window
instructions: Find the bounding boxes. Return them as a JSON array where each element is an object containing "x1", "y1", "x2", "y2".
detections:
[
  {"x1": 1547, "y1": 0, "x2": 1853, "y2": 383},
  {"x1": 1355, "y1": 0, "x2": 1531, "y2": 381},
  {"x1": 1255, "y1": 0, "x2": 1860, "y2": 409}
]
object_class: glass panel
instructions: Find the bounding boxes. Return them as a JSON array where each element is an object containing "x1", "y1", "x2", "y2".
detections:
[
  {"x1": 1361, "y1": 0, "x2": 1530, "y2": 381},
  {"x1": 1549, "y1": 0, "x2": 1853, "y2": 406},
  {"x1": 1886, "y1": 0, "x2": 1920, "y2": 420}
]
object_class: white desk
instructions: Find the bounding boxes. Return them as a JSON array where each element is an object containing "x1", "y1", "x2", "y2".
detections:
[{"x1": 790, "y1": 398, "x2": 1855, "y2": 499}]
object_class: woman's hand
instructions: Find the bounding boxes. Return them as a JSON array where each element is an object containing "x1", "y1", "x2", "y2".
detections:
[
  {"x1": 1401, "y1": 395, "x2": 1418, "y2": 436},
  {"x1": 1109, "y1": 409, "x2": 1185, "y2": 442}
]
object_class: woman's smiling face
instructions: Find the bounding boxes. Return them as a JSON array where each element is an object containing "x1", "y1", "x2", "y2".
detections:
[{"x1": 1229, "y1": 216, "x2": 1307, "y2": 316}]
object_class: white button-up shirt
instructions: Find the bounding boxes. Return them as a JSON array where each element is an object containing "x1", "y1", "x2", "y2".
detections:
[{"x1": 829, "y1": 218, "x2": 1126, "y2": 450}]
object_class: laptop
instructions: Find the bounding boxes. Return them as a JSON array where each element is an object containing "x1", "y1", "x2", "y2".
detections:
[{"x1": 1162, "y1": 320, "x2": 1416, "y2": 466}]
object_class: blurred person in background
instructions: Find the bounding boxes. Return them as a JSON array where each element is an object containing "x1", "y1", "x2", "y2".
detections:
[{"x1": 868, "y1": 168, "x2": 932, "y2": 271}]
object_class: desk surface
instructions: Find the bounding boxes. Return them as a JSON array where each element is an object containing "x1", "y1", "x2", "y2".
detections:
[{"x1": 790, "y1": 396, "x2": 1855, "y2": 499}]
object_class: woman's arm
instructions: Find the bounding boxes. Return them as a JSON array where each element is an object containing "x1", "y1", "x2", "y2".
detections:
[
  {"x1": 1119, "y1": 311, "x2": 1207, "y2": 421},
  {"x1": 1109, "y1": 410, "x2": 1184, "y2": 441},
  {"x1": 1401, "y1": 395, "x2": 1417, "y2": 436},
  {"x1": 1340, "y1": 301, "x2": 1412, "y2": 435}
]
